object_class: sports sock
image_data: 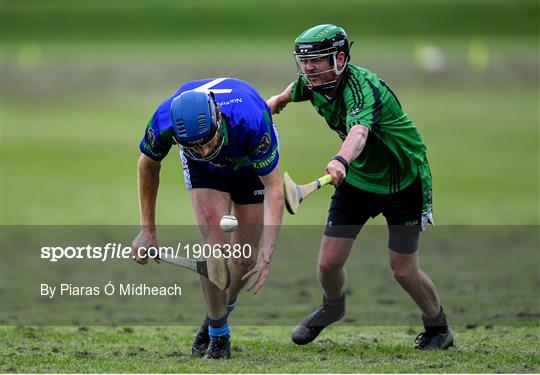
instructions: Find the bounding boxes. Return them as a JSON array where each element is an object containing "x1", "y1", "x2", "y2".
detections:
[
  {"x1": 204, "y1": 298, "x2": 237, "y2": 323},
  {"x1": 422, "y1": 305, "x2": 448, "y2": 334},
  {"x1": 208, "y1": 314, "x2": 230, "y2": 339},
  {"x1": 202, "y1": 299, "x2": 237, "y2": 331},
  {"x1": 323, "y1": 293, "x2": 345, "y2": 315}
]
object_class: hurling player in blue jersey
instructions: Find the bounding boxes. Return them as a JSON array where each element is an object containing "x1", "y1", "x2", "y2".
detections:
[{"x1": 132, "y1": 78, "x2": 284, "y2": 359}]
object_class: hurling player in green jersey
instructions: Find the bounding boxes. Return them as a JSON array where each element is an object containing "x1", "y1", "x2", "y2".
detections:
[{"x1": 267, "y1": 25, "x2": 453, "y2": 350}]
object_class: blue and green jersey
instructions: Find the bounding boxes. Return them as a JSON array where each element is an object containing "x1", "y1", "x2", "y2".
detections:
[{"x1": 140, "y1": 78, "x2": 279, "y2": 176}]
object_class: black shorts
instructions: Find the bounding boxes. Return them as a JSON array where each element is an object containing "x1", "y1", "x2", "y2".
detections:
[
  {"x1": 325, "y1": 175, "x2": 425, "y2": 253},
  {"x1": 182, "y1": 157, "x2": 265, "y2": 205}
]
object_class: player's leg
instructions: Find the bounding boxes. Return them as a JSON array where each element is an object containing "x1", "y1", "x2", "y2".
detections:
[
  {"x1": 189, "y1": 187, "x2": 232, "y2": 358},
  {"x1": 384, "y1": 176, "x2": 453, "y2": 350},
  {"x1": 182, "y1": 156, "x2": 232, "y2": 358},
  {"x1": 192, "y1": 166, "x2": 263, "y2": 359},
  {"x1": 317, "y1": 236, "x2": 354, "y2": 299},
  {"x1": 189, "y1": 187, "x2": 231, "y2": 317},
  {"x1": 388, "y1": 246, "x2": 440, "y2": 317},
  {"x1": 387, "y1": 236, "x2": 453, "y2": 349},
  {"x1": 292, "y1": 182, "x2": 372, "y2": 345},
  {"x1": 291, "y1": 237, "x2": 355, "y2": 346}
]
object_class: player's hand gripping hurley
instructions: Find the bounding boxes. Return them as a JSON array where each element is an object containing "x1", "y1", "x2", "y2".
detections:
[{"x1": 283, "y1": 172, "x2": 332, "y2": 214}]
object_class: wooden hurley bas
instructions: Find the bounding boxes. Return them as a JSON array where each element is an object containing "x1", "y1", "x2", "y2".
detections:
[
  {"x1": 148, "y1": 249, "x2": 231, "y2": 291},
  {"x1": 283, "y1": 172, "x2": 332, "y2": 215}
]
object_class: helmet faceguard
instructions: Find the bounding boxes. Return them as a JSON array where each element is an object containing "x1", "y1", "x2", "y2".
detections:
[
  {"x1": 171, "y1": 90, "x2": 224, "y2": 161},
  {"x1": 294, "y1": 47, "x2": 347, "y2": 91},
  {"x1": 179, "y1": 122, "x2": 224, "y2": 162},
  {"x1": 293, "y1": 25, "x2": 350, "y2": 91}
]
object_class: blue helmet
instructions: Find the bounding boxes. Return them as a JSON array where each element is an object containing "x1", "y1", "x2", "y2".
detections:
[{"x1": 170, "y1": 90, "x2": 219, "y2": 148}]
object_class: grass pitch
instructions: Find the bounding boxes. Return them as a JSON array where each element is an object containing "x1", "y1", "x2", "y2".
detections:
[
  {"x1": 1, "y1": 326, "x2": 538, "y2": 373},
  {"x1": 1, "y1": 2, "x2": 539, "y2": 373}
]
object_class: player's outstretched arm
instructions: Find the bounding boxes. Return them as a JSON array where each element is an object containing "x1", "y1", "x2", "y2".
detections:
[
  {"x1": 325, "y1": 124, "x2": 369, "y2": 186},
  {"x1": 132, "y1": 153, "x2": 161, "y2": 265},
  {"x1": 266, "y1": 82, "x2": 294, "y2": 115},
  {"x1": 242, "y1": 167, "x2": 284, "y2": 293}
]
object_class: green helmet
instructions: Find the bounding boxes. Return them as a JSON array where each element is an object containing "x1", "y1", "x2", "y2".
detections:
[{"x1": 294, "y1": 25, "x2": 351, "y2": 90}]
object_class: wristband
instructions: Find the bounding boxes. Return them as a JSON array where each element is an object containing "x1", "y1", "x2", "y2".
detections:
[{"x1": 332, "y1": 155, "x2": 349, "y2": 173}]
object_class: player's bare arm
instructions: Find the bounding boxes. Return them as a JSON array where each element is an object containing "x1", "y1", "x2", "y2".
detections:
[
  {"x1": 266, "y1": 82, "x2": 294, "y2": 115},
  {"x1": 132, "y1": 153, "x2": 161, "y2": 264},
  {"x1": 243, "y1": 167, "x2": 284, "y2": 293},
  {"x1": 326, "y1": 124, "x2": 369, "y2": 186}
]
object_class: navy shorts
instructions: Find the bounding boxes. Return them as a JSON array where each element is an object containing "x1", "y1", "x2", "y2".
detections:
[
  {"x1": 325, "y1": 175, "x2": 426, "y2": 253},
  {"x1": 182, "y1": 157, "x2": 265, "y2": 205}
]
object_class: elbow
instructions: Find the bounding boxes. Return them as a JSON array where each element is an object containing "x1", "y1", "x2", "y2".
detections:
[
  {"x1": 352, "y1": 125, "x2": 369, "y2": 147},
  {"x1": 138, "y1": 154, "x2": 161, "y2": 175},
  {"x1": 342, "y1": 125, "x2": 368, "y2": 160},
  {"x1": 350, "y1": 124, "x2": 369, "y2": 139},
  {"x1": 260, "y1": 167, "x2": 284, "y2": 208}
]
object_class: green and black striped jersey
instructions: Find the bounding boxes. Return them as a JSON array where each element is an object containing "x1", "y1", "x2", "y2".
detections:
[{"x1": 291, "y1": 64, "x2": 430, "y2": 195}]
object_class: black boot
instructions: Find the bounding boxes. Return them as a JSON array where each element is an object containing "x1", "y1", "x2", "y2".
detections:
[
  {"x1": 415, "y1": 306, "x2": 454, "y2": 350},
  {"x1": 203, "y1": 335, "x2": 231, "y2": 360},
  {"x1": 191, "y1": 317, "x2": 210, "y2": 357},
  {"x1": 291, "y1": 294, "x2": 345, "y2": 345}
]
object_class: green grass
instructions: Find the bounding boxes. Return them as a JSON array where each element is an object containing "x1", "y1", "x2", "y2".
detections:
[
  {"x1": 3, "y1": 226, "x2": 538, "y2": 327},
  {"x1": 4, "y1": 1, "x2": 537, "y2": 43},
  {"x1": 1, "y1": 2, "x2": 539, "y2": 373},
  {"x1": 2, "y1": 86, "x2": 538, "y2": 225},
  {"x1": 1, "y1": 326, "x2": 539, "y2": 373},
  {"x1": 2, "y1": 29, "x2": 538, "y2": 225}
]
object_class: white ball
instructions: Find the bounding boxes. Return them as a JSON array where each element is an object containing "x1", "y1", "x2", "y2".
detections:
[{"x1": 220, "y1": 215, "x2": 238, "y2": 232}]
